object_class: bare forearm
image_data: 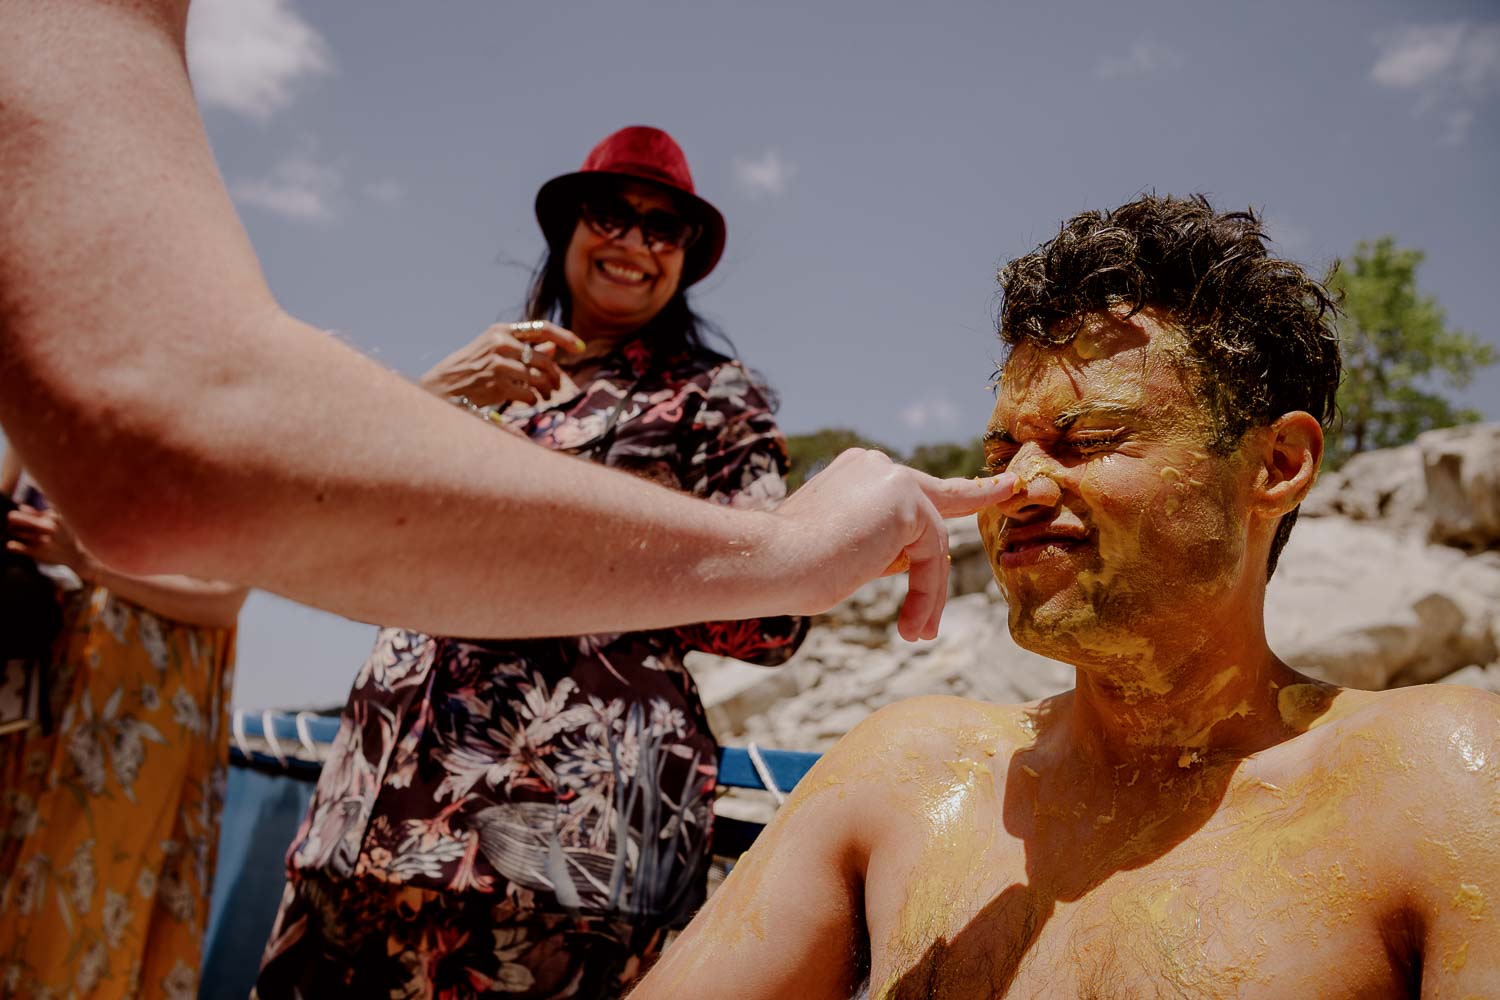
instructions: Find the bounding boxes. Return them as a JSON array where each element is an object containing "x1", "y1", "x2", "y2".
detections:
[
  {"x1": 1, "y1": 1, "x2": 1010, "y2": 642},
  {"x1": 0, "y1": 1, "x2": 790, "y2": 636},
  {"x1": 80, "y1": 560, "x2": 247, "y2": 630},
  {"x1": 140, "y1": 324, "x2": 796, "y2": 635},
  {"x1": 13, "y1": 304, "x2": 797, "y2": 636}
]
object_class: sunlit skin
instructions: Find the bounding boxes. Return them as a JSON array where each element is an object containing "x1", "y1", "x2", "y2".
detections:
[{"x1": 630, "y1": 307, "x2": 1500, "y2": 998}]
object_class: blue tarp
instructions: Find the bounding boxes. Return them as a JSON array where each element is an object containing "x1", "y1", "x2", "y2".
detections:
[{"x1": 202, "y1": 764, "x2": 316, "y2": 998}]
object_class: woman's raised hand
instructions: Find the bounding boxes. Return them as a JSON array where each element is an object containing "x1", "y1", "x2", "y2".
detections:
[{"x1": 419, "y1": 321, "x2": 587, "y2": 408}]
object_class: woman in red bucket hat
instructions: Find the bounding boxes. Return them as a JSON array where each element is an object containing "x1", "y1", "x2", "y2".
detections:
[{"x1": 255, "y1": 127, "x2": 810, "y2": 998}]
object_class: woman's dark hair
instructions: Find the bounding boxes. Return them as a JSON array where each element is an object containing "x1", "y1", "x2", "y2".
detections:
[{"x1": 997, "y1": 193, "x2": 1343, "y2": 578}]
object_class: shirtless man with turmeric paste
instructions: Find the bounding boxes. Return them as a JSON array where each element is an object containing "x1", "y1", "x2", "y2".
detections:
[{"x1": 632, "y1": 195, "x2": 1500, "y2": 998}]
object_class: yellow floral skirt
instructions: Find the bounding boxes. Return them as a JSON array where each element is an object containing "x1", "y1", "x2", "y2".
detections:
[{"x1": 0, "y1": 587, "x2": 235, "y2": 999}]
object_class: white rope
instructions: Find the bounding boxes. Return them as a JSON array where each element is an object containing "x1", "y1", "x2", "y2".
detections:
[
  {"x1": 746, "y1": 741, "x2": 785, "y2": 806},
  {"x1": 294, "y1": 711, "x2": 318, "y2": 758},
  {"x1": 231, "y1": 709, "x2": 249, "y2": 759},
  {"x1": 260, "y1": 709, "x2": 288, "y2": 766}
]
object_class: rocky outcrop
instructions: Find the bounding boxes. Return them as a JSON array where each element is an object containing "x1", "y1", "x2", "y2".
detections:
[
  {"x1": 691, "y1": 429, "x2": 1500, "y2": 761},
  {"x1": 694, "y1": 590, "x2": 1073, "y2": 753},
  {"x1": 1302, "y1": 442, "x2": 1427, "y2": 531},
  {"x1": 1264, "y1": 518, "x2": 1500, "y2": 688},
  {"x1": 1421, "y1": 423, "x2": 1500, "y2": 550},
  {"x1": 1304, "y1": 423, "x2": 1500, "y2": 550}
]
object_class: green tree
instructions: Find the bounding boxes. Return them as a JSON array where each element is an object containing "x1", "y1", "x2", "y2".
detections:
[
  {"x1": 1328, "y1": 237, "x2": 1496, "y2": 465},
  {"x1": 784, "y1": 430, "x2": 987, "y2": 491},
  {"x1": 783, "y1": 428, "x2": 894, "y2": 491},
  {"x1": 905, "y1": 439, "x2": 986, "y2": 480}
]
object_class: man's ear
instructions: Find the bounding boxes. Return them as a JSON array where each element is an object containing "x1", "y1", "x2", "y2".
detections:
[{"x1": 1253, "y1": 411, "x2": 1323, "y2": 517}]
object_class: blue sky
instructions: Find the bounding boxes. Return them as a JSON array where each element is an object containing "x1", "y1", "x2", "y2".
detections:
[{"x1": 19, "y1": 0, "x2": 1500, "y2": 710}]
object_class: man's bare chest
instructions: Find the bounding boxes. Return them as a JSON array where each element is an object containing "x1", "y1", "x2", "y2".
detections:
[
  {"x1": 1000, "y1": 867, "x2": 1403, "y2": 1000},
  {"x1": 867, "y1": 802, "x2": 1404, "y2": 999}
]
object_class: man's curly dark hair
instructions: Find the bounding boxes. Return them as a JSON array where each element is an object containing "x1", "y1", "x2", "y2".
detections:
[{"x1": 997, "y1": 194, "x2": 1342, "y2": 577}]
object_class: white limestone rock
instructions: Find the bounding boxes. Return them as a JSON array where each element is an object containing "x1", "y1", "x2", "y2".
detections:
[
  {"x1": 1301, "y1": 443, "x2": 1426, "y2": 533},
  {"x1": 1420, "y1": 423, "x2": 1500, "y2": 551},
  {"x1": 1440, "y1": 663, "x2": 1500, "y2": 695},
  {"x1": 1266, "y1": 516, "x2": 1499, "y2": 688},
  {"x1": 1302, "y1": 424, "x2": 1500, "y2": 553}
]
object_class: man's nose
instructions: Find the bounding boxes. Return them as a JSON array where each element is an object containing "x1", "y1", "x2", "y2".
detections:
[{"x1": 992, "y1": 448, "x2": 1063, "y2": 518}]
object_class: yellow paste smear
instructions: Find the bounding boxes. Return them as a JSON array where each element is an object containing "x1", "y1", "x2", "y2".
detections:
[
  {"x1": 1218, "y1": 749, "x2": 1374, "y2": 943},
  {"x1": 1276, "y1": 683, "x2": 1336, "y2": 731},
  {"x1": 1454, "y1": 881, "x2": 1487, "y2": 919},
  {"x1": 1096, "y1": 737, "x2": 1384, "y2": 989},
  {"x1": 873, "y1": 720, "x2": 1011, "y2": 998},
  {"x1": 1108, "y1": 878, "x2": 1259, "y2": 993}
]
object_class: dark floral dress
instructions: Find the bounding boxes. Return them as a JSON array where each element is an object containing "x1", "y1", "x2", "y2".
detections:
[{"x1": 255, "y1": 339, "x2": 808, "y2": 999}]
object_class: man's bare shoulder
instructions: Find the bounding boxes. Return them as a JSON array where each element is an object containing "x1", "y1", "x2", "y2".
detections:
[
  {"x1": 825, "y1": 693, "x2": 1047, "y2": 763},
  {"x1": 1358, "y1": 683, "x2": 1498, "y2": 777},
  {"x1": 1299, "y1": 681, "x2": 1500, "y2": 752},
  {"x1": 1298, "y1": 684, "x2": 1500, "y2": 946},
  {"x1": 804, "y1": 694, "x2": 1062, "y2": 815},
  {"x1": 1275, "y1": 682, "x2": 1500, "y2": 846}
]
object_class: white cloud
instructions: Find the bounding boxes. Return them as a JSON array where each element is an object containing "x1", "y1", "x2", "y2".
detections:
[
  {"x1": 1095, "y1": 40, "x2": 1184, "y2": 80},
  {"x1": 187, "y1": 0, "x2": 332, "y2": 122},
  {"x1": 1371, "y1": 24, "x2": 1465, "y2": 88},
  {"x1": 1368, "y1": 21, "x2": 1498, "y2": 146},
  {"x1": 231, "y1": 154, "x2": 342, "y2": 222},
  {"x1": 1370, "y1": 22, "x2": 1500, "y2": 92},
  {"x1": 363, "y1": 179, "x2": 405, "y2": 206},
  {"x1": 733, "y1": 150, "x2": 796, "y2": 197},
  {"x1": 901, "y1": 398, "x2": 960, "y2": 432}
]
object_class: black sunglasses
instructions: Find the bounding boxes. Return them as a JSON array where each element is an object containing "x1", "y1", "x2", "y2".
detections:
[{"x1": 578, "y1": 195, "x2": 702, "y2": 253}]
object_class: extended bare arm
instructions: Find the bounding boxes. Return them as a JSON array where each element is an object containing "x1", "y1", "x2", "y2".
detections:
[{"x1": 0, "y1": 1, "x2": 1013, "y2": 640}]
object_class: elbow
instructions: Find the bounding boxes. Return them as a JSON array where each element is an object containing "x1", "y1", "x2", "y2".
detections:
[
  {"x1": 191, "y1": 586, "x2": 251, "y2": 630},
  {"x1": 65, "y1": 489, "x2": 211, "y2": 578},
  {"x1": 55, "y1": 433, "x2": 245, "y2": 579},
  {"x1": 6, "y1": 303, "x2": 291, "y2": 580},
  {"x1": 54, "y1": 393, "x2": 263, "y2": 578}
]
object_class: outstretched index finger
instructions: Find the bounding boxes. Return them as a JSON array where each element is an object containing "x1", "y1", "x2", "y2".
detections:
[{"x1": 915, "y1": 471, "x2": 1017, "y2": 518}]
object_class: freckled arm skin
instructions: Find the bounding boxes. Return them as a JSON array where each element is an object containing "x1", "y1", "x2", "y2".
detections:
[{"x1": 0, "y1": 1, "x2": 1009, "y2": 639}]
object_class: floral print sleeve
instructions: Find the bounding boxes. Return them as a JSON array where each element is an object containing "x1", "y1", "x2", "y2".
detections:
[{"x1": 672, "y1": 362, "x2": 810, "y2": 666}]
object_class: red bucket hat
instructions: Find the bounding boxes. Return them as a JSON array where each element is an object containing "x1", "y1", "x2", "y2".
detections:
[{"x1": 534, "y1": 126, "x2": 726, "y2": 288}]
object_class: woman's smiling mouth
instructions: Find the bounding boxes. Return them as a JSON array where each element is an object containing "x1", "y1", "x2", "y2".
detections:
[{"x1": 597, "y1": 260, "x2": 651, "y2": 285}]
